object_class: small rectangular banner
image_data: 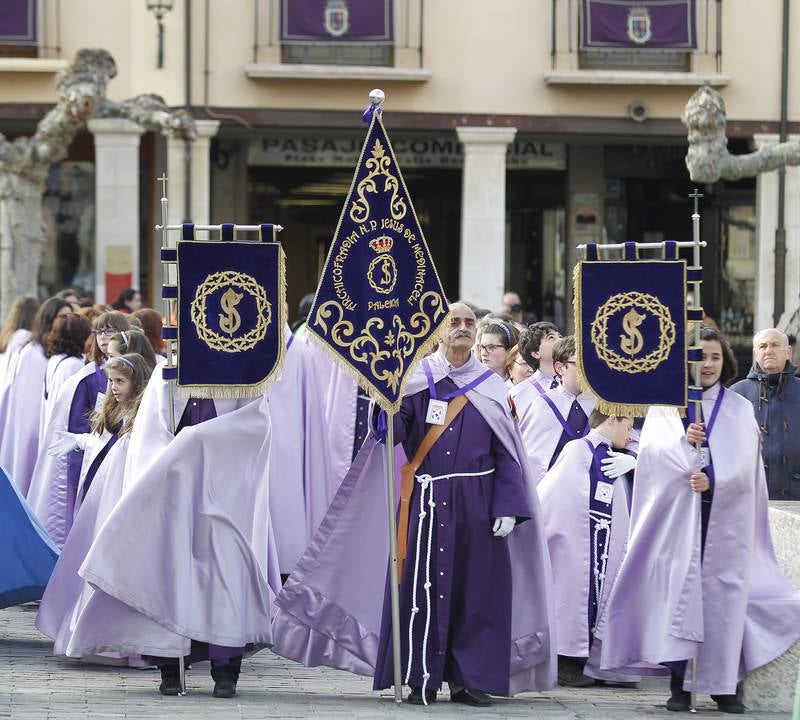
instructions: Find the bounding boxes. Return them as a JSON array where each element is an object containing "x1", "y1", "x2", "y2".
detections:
[
  {"x1": 281, "y1": 0, "x2": 394, "y2": 43},
  {"x1": 0, "y1": 0, "x2": 37, "y2": 45},
  {"x1": 176, "y1": 240, "x2": 286, "y2": 398},
  {"x1": 306, "y1": 110, "x2": 449, "y2": 413},
  {"x1": 581, "y1": 0, "x2": 697, "y2": 50},
  {"x1": 574, "y1": 260, "x2": 687, "y2": 415}
]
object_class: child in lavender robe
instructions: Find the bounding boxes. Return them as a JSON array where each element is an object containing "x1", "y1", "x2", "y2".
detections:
[
  {"x1": 509, "y1": 322, "x2": 562, "y2": 423},
  {"x1": 0, "y1": 296, "x2": 38, "y2": 387},
  {"x1": 519, "y1": 335, "x2": 595, "y2": 484},
  {"x1": 538, "y1": 410, "x2": 639, "y2": 688},
  {"x1": 37, "y1": 353, "x2": 153, "y2": 662},
  {"x1": 599, "y1": 327, "x2": 800, "y2": 713},
  {"x1": 0, "y1": 297, "x2": 72, "y2": 496}
]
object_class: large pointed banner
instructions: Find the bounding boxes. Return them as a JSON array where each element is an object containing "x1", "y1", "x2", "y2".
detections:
[
  {"x1": 306, "y1": 109, "x2": 449, "y2": 412},
  {"x1": 166, "y1": 223, "x2": 286, "y2": 398},
  {"x1": 574, "y1": 242, "x2": 693, "y2": 416}
]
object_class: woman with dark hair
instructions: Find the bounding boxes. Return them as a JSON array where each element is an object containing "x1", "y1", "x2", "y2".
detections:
[
  {"x1": 131, "y1": 308, "x2": 165, "y2": 355},
  {"x1": 40, "y1": 314, "x2": 91, "y2": 439},
  {"x1": 0, "y1": 296, "x2": 39, "y2": 383},
  {"x1": 110, "y1": 288, "x2": 142, "y2": 314},
  {"x1": 0, "y1": 297, "x2": 72, "y2": 496},
  {"x1": 600, "y1": 326, "x2": 800, "y2": 713},
  {"x1": 27, "y1": 311, "x2": 131, "y2": 548}
]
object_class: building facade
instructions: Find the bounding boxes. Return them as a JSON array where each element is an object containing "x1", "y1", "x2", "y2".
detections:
[{"x1": 0, "y1": 0, "x2": 796, "y2": 352}]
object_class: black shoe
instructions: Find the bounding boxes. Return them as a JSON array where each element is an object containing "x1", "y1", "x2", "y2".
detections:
[
  {"x1": 666, "y1": 670, "x2": 691, "y2": 711},
  {"x1": 450, "y1": 688, "x2": 492, "y2": 707},
  {"x1": 711, "y1": 694, "x2": 745, "y2": 714},
  {"x1": 406, "y1": 686, "x2": 437, "y2": 705},
  {"x1": 158, "y1": 664, "x2": 181, "y2": 696},
  {"x1": 557, "y1": 659, "x2": 595, "y2": 688},
  {"x1": 595, "y1": 679, "x2": 638, "y2": 689},
  {"x1": 211, "y1": 656, "x2": 241, "y2": 699}
]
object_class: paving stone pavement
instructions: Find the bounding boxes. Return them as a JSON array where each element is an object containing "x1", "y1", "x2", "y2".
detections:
[{"x1": 0, "y1": 604, "x2": 789, "y2": 719}]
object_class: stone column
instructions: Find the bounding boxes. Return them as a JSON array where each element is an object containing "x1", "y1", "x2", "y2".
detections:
[
  {"x1": 166, "y1": 119, "x2": 220, "y2": 226},
  {"x1": 754, "y1": 133, "x2": 800, "y2": 330},
  {"x1": 456, "y1": 127, "x2": 517, "y2": 311},
  {"x1": 87, "y1": 118, "x2": 145, "y2": 305}
]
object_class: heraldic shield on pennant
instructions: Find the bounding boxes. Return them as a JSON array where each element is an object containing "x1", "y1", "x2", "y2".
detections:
[
  {"x1": 574, "y1": 248, "x2": 688, "y2": 416},
  {"x1": 175, "y1": 226, "x2": 286, "y2": 398},
  {"x1": 306, "y1": 111, "x2": 449, "y2": 413}
]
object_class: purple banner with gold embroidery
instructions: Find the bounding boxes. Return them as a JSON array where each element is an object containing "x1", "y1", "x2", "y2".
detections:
[
  {"x1": 581, "y1": 0, "x2": 697, "y2": 49},
  {"x1": 306, "y1": 110, "x2": 448, "y2": 413},
  {"x1": 281, "y1": 0, "x2": 393, "y2": 43},
  {"x1": 0, "y1": 0, "x2": 37, "y2": 45}
]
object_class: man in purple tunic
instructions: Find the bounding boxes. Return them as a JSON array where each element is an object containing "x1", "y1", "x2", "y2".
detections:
[
  {"x1": 519, "y1": 335, "x2": 595, "y2": 483},
  {"x1": 271, "y1": 303, "x2": 556, "y2": 707}
]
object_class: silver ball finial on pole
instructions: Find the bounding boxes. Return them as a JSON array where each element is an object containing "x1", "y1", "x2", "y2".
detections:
[{"x1": 369, "y1": 88, "x2": 385, "y2": 108}]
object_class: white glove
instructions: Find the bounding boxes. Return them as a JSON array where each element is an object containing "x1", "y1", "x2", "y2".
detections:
[
  {"x1": 47, "y1": 430, "x2": 92, "y2": 457},
  {"x1": 601, "y1": 449, "x2": 637, "y2": 479},
  {"x1": 492, "y1": 516, "x2": 516, "y2": 538}
]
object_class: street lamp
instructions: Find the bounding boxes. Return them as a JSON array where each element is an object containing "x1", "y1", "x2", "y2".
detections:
[{"x1": 146, "y1": 0, "x2": 175, "y2": 68}]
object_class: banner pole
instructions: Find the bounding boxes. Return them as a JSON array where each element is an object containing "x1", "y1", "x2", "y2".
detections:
[
  {"x1": 158, "y1": 173, "x2": 184, "y2": 696},
  {"x1": 689, "y1": 188, "x2": 704, "y2": 713},
  {"x1": 384, "y1": 411, "x2": 404, "y2": 704}
]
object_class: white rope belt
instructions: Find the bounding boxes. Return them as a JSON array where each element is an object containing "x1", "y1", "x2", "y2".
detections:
[
  {"x1": 589, "y1": 509, "x2": 612, "y2": 629},
  {"x1": 404, "y1": 467, "x2": 495, "y2": 705}
]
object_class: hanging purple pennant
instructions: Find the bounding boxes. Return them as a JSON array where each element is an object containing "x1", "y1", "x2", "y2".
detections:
[
  {"x1": 281, "y1": 0, "x2": 393, "y2": 43},
  {"x1": 581, "y1": 0, "x2": 697, "y2": 50},
  {"x1": 0, "y1": 0, "x2": 37, "y2": 45}
]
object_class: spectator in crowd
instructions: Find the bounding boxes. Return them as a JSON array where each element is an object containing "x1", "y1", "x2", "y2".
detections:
[
  {"x1": 731, "y1": 328, "x2": 800, "y2": 499},
  {"x1": 111, "y1": 289, "x2": 143, "y2": 314}
]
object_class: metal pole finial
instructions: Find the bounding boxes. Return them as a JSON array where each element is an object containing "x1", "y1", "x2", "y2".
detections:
[
  {"x1": 368, "y1": 88, "x2": 385, "y2": 108},
  {"x1": 689, "y1": 188, "x2": 703, "y2": 215},
  {"x1": 158, "y1": 173, "x2": 168, "y2": 199}
]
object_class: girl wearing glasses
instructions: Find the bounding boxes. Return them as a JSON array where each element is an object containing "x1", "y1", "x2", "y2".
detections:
[
  {"x1": 27, "y1": 311, "x2": 130, "y2": 549},
  {"x1": 477, "y1": 319, "x2": 520, "y2": 381}
]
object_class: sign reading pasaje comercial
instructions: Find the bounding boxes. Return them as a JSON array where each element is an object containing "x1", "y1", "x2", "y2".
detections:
[{"x1": 248, "y1": 132, "x2": 566, "y2": 170}]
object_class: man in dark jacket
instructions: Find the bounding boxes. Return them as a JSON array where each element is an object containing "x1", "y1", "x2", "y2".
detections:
[{"x1": 731, "y1": 328, "x2": 800, "y2": 499}]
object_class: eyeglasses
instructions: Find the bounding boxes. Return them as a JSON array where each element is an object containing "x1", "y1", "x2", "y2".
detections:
[
  {"x1": 513, "y1": 360, "x2": 530, "y2": 368},
  {"x1": 479, "y1": 344, "x2": 504, "y2": 353},
  {"x1": 92, "y1": 328, "x2": 117, "y2": 336}
]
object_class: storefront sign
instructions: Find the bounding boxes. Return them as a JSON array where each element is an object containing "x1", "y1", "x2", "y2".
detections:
[{"x1": 247, "y1": 133, "x2": 566, "y2": 170}]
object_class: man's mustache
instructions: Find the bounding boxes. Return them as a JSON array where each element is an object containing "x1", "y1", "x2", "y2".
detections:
[{"x1": 451, "y1": 330, "x2": 472, "y2": 338}]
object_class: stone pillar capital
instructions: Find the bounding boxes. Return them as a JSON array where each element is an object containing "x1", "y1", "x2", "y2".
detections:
[
  {"x1": 456, "y1": 126, "x2": 517, "y2": 151},
  {"x1": 87, "y1": 117, "x2": 146, "y2": 139}
]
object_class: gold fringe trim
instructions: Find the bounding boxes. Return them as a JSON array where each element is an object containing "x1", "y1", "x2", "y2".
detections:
[{"x1": 176, "y1": 245, "x2": 288, "y2": 400}]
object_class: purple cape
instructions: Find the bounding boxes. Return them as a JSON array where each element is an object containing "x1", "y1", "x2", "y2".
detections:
[
  {"x1": 519, "y1": 386, "x2": 595, "y2": 484},
  {"x1": 598, "y1": 386, "x2": 800, "y2": 694},
  {"x1": 0, "y1": 342, "x2": 48, "y2": 496},
  {"x1": 272, "y1": 349, "x2": 556, "y2": 695},
  {"x1": 64, "y1": 383, "x2": 280, "y2": 659},
  {"x1": 27, "y1": 362, "x2": 104, "y2": 549}
]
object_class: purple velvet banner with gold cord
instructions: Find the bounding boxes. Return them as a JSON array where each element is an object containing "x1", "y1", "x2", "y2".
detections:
[
  {"x1": 281, "y1": 0, "x2": 393, "y2": 43},
  {"x1": 581, "y1": 0, "x2": 697, "y2": 50},
  {"x1": 0, "y1": 0, "x2": 37, "y2": 45},
  {"x1": 306, "y1": 109, "x2": 448, "y2": 413}
]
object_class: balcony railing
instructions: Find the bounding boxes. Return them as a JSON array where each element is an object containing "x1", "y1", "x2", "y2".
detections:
[{"x1": 549, "y1": 0, "x2": 722, "y2": 75}]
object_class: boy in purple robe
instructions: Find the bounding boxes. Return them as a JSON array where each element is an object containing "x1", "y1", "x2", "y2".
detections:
[
  {"x1": 518, "y1": 335, "x2": 595, "y2": 484},
  {"x1": 272, "y1": 303, "x2": 556, "y2": 707},
  {"x1": 538, "y1": 410, "x2": 638, "y2": 688},
  {"x1": 599, "y1": 327, "x2": 800, "y2": 713}
]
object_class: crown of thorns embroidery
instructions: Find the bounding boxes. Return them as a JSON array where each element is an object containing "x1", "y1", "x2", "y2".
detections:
[
  {"x1": 191, "y1": 270, "x2": 271, "y2": 353},
  {"x1": 591, "y1": 291, "x2": 675, "y2": 374}
]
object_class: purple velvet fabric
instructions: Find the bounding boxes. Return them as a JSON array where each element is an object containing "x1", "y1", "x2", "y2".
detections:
[{"x1": 372, "y1": 376, "x2": 531, "y2": 694}]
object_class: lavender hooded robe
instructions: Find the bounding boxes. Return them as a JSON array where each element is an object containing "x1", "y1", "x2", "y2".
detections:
[
  {"x1": 0, "y1": 329, "x2": 31, "y2": 388},
  {"x1": 39, "y1": 355, "x2": 85, "y2": 445},
  {"x1": 519, "y1": 385, "x2": 595, "y2": 484},
  {"x1": 0, "y1": 342, "x2": 48, "y2": 495},
  {"x1": 598, "y1": 386, "x2": 800, "y2": 694},
  {"x1": 538, "y1": 430, "x2": 640, "y2": 681},
  {"x1": 272, "y1": 349, "x2": 556, "y2": 696},
  {"x1": 65, "y1": 383, "x2": 281, "y2": 659},
  {"x1": 27, "y1": 362, "x2": 106, "y2": 548}
]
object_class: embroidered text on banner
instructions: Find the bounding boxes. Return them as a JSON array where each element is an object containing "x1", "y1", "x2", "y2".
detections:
[{"x1": 306, "y1": 111, "x2": 449, "y2": 413}]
